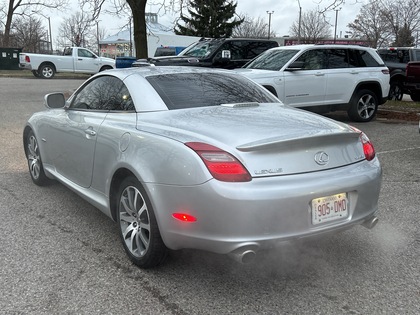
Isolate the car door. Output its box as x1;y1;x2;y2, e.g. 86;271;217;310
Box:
283;48;328;107
47;76;125;188
74;48;99;73
323;48;354;105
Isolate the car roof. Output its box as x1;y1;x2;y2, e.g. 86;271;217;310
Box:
98;65;234;81
270;44;373;50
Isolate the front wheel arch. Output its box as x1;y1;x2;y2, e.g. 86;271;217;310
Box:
262;85;278;97
100;65;113;72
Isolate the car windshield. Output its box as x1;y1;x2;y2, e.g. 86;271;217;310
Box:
245;49;299;71
146;73;278;110
178;41;220;58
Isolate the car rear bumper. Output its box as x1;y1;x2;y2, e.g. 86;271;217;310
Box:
146;158;382;255
19;64;33;70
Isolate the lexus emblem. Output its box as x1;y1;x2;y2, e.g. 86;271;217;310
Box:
314;151;329;165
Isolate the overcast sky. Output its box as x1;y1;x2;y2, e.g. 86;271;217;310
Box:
47;0;366;41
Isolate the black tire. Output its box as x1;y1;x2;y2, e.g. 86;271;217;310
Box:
39;64;55;79
25;130;50;186
388;82;403;101
117;177;168;268
31;70;41;78
347;89;378;122
410;93;420;102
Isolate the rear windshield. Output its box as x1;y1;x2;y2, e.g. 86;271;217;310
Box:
146;73;278;110
245;49;299;70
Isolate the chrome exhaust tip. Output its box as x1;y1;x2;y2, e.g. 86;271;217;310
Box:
228;249;257;264
362;216;378;229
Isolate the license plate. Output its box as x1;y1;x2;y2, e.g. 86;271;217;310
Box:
311;193;348;225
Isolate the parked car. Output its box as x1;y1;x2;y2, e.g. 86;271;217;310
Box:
237;44;390;122
23;66;381;268
154;46;186;57
377;47;420;101
133;38;279;69
403;61;420;102
19;47;115;79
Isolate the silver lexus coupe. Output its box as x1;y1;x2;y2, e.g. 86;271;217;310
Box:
23;66;382;268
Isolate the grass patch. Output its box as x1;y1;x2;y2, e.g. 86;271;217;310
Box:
0;69;90;79
384;98;420;110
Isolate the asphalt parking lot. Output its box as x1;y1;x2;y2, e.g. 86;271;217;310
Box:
1;77;419;314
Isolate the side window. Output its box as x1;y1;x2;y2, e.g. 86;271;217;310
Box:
226;42;244;60
295;49;326;70
243;42;275;59
213;42;240;60
78;49;95;58
63;48;72;56
70;76;134;111
352;49;380;67
327;49;349;69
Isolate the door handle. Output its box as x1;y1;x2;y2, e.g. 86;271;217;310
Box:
85;128;96;136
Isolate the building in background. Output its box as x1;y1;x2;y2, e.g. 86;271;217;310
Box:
99;13;200;58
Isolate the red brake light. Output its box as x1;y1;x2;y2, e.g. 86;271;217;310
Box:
172;213;197;222
185;142;252;182
25;55;30;62
349;126;376;161
361;133;376;161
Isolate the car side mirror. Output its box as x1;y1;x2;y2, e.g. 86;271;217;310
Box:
44;93;66;109
213;50;232;65
285;60;305;71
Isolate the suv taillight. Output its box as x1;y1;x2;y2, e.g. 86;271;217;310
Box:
185;142;251;182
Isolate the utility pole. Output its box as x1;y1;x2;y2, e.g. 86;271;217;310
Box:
334;8;341;44
267;11;274;40
297;0;302;44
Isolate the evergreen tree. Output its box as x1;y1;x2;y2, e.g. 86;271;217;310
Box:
392;23;415;46
175;0;243;38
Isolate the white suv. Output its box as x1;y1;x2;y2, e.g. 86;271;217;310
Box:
237;44;390;122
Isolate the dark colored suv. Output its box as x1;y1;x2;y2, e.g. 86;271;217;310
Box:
134;38;279;69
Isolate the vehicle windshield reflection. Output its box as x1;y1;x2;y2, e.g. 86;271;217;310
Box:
246;49;299;71
179;41;220;58
146;73;279;110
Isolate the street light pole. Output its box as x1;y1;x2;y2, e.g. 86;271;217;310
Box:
297;4;302;44
334;9;340;44
96;20;100;55
47;17;52;52
267;11;274;40
32;11;53;53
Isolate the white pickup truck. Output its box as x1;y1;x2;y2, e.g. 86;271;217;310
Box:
19;47;115;79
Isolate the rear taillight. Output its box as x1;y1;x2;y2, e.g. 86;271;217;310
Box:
185;142;251;182
350;126;376;161
361;132;375;161
25;55;30;62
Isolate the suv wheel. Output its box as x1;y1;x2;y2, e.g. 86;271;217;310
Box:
388;82;403;101
348;89;378;122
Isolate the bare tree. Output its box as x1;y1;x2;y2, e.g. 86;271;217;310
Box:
232;14;274;39
347;1;391;48
0;0;68;47
11;16;47;52
289;9;331;43
57;11;94;48
379;0;420;46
